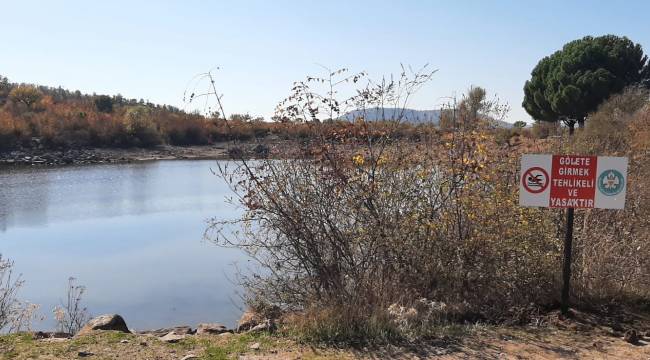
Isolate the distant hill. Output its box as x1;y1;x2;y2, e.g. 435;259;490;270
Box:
342;108;442;124
342;107;512;128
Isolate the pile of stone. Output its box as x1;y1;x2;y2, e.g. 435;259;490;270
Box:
0;149;117;166
55;311;276;344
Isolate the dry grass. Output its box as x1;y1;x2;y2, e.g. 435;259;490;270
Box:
2;316;650;360
210;77;650;345
0;331;348;360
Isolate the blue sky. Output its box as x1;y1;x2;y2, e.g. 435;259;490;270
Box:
1;0;649;123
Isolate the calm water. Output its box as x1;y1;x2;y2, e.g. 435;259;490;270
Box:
0;160;249;331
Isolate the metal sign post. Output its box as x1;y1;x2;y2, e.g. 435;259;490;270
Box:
561;207;574;315
520;154;628;315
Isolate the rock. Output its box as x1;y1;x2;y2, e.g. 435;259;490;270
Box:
248;319;276;333
40;337;69;343
180;355;198;360
237;310;263;332
610;322;625;332
610;330;623;338
120;339;129;344
31;331;47;339
77;314;130;336
645;330;650;338
227;146;244;158
53;332;72;338
624;329;639;344
218;332;234;338
77;351;94;357
252;144;270;157
196;323;229;335
160;332;187;343
249;342;260;350
139;326;194;337
32;331;72;339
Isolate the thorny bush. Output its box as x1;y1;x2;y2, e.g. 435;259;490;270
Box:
207;68;650;343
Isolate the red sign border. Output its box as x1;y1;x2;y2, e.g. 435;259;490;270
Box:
522;166;549;194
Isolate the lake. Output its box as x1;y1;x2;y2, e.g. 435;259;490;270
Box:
0;160;249;331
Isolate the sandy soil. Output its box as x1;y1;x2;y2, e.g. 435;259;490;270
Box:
2;319;649;360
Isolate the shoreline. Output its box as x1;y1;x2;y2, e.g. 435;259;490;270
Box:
0;141;279;167
3;309;649;359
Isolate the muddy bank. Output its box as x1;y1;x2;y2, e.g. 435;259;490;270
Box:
0;141;282;167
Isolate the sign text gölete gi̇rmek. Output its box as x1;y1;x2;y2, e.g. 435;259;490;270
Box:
520;154;627;209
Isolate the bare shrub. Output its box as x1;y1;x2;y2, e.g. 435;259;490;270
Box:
0;255;41;333
571;88;650;305
0;115;26;150
576;86;649;154
530;120;562;139
207;66;566;343
53;277;89;335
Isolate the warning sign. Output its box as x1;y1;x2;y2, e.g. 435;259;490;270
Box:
520;154;627;209
522;167;549;193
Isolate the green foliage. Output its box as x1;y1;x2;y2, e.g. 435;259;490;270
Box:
94;95;113;113
201;333;271;359
459;86;487;125
8;85;42;109
440;87;508;130
523;35;649;126
123;106;162;146
512;121;526;128
0;75;10;105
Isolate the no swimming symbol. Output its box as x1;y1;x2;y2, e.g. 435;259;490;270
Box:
522;167;549;194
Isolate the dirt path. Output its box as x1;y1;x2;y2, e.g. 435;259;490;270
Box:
2;324;649;359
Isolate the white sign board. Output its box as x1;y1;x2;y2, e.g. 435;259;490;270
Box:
520;154;627;209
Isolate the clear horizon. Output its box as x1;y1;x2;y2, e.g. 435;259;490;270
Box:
1;0;649;123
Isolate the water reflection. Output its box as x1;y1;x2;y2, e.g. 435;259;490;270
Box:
0;160;247;330
0;167;51;231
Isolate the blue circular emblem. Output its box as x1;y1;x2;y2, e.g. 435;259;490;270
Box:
598;169;624;196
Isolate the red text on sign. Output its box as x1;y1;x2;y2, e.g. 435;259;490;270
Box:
549;155;597;208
